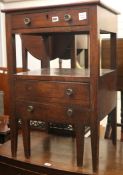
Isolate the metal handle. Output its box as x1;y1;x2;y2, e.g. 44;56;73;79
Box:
67;108;73;117
27;105;34;112
64;14;72;22
66;88;73;96
24;17;31;25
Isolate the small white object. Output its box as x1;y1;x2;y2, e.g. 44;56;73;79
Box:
78;12;87;20
44;162;52;166
52;16;59;22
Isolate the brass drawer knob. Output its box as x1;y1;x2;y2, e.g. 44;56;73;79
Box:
66;88;73;96
64;14;72;22
27;105;34;112
67;108;73;117
24;17;31;25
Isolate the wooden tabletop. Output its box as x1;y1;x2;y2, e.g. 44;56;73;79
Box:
14;68;114;81
0;131;123;175
2;0;119;14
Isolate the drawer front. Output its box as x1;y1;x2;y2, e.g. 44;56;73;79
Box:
15;101;89;124
15;80;90;108
11;8;88;29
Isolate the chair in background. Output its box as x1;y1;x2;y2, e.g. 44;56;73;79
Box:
102;38;123;141
0;67;24;115
0;67;23;143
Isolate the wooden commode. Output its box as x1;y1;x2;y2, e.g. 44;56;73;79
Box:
3;0;118;172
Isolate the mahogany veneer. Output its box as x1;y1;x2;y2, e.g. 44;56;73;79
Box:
2;0;118;172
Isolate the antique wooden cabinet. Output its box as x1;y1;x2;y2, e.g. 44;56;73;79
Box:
2;0;118;172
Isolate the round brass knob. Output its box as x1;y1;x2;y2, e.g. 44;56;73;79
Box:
64;14;72;22
66;88;73;96
27;105;34;112
24;17;31;25
67;108;73;117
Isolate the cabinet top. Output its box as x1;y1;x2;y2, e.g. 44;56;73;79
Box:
2;0;119;14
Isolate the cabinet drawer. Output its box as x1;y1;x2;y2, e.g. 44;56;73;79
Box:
15;80;90;108
15;101;89;124
11;8;88;29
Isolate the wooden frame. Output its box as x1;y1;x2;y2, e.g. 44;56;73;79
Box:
2;0;118;172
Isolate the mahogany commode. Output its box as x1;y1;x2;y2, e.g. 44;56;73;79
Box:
3;0;118;172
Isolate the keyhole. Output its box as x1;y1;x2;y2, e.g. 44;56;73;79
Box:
46;14;49;19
